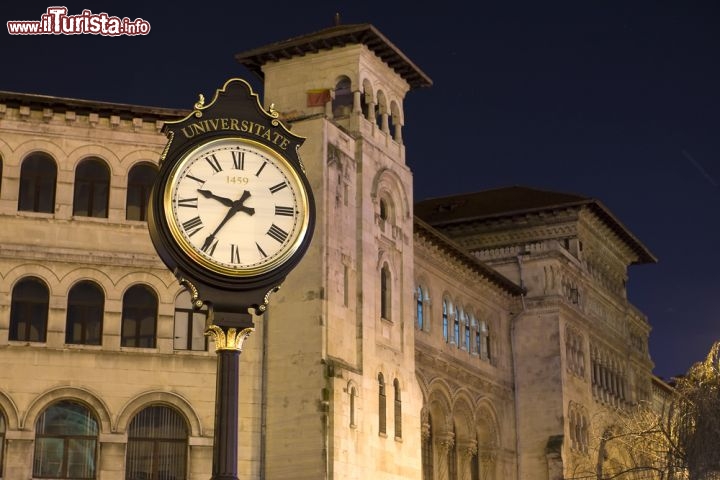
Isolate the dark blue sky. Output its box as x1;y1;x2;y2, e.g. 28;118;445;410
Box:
2;1;719;379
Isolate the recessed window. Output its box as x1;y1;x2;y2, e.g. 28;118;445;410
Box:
454;306;461;347
33;400;98;479
393;379;402;439
126;163;157;221
378;373;386;435
416;286;424;330
10;277;49;342
73;158;110;218
66;281;104;345
126;405;188;480
332;76;353;118
19;153;57;213
442;299;450;343
349;386;357;428
379;198;388;221
380;264;391;321
121;285;157;348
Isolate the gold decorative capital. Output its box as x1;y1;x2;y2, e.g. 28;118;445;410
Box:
205;325;254;351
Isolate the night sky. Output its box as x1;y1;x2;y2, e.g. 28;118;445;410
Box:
2;1;718;379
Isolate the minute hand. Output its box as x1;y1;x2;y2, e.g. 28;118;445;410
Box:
200;190;255;252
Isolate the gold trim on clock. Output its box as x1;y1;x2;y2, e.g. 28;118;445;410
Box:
163;137;310;278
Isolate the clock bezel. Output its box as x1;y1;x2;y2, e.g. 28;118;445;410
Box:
163;136;311;278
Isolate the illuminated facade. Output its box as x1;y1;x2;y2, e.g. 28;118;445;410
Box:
0;23;656;479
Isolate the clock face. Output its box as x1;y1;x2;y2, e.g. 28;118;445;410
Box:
164;137;310;277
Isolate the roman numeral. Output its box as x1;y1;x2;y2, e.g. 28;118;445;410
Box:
206;154;222;172
269;182;287;194
182;216;203;237
275;206;294;216
232;150;245;170
256;242;267;258
266;224;289;243
255;161;267;176
186;174;205;184
201;237;218;256
178;197;198;208
230;244;241;264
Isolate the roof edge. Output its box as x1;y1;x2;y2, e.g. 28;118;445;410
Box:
235;23;432;89
0;90;189;119
414;216;525;296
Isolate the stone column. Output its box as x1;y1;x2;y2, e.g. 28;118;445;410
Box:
98;434;127;478
353;90;362;115
458;440;478;480
393;119;403;144
380;111;389;134
435;432;455;480
4;433;34;479
367;100;376;123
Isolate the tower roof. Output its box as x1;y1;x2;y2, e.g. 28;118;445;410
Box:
235;23;433;89
415;186;657;265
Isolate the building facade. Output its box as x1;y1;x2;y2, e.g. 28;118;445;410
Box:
0;23;657;480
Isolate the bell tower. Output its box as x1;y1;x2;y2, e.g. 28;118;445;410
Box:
236;23;432;479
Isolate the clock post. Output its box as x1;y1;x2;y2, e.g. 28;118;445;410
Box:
147;79;315;479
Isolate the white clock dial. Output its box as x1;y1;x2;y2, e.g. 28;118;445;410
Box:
165;137;309;276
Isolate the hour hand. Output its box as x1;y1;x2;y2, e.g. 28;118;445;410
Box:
197;189;234;207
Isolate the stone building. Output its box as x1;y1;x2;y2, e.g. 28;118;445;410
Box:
0;23;657;479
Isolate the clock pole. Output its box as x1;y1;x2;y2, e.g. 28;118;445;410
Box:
205;310;255;480
147;79;315;479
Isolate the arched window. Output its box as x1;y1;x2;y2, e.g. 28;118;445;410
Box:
66;281;104;345
480;320;490;361
33;400;98;479
393;379;402;439
416;286;424;330
19;153;57;213
453;305;461;347
379;198;388;222
126;163;157;221
463;310;470;351
126;405;188;480
378;373;386;435
173;290;207;351
10;277;49;342
349;386;357;428
121;285;158;348
380;264;391;321
73;158;110;218
376;91;387;130
442;299;449;343
332;76;353;118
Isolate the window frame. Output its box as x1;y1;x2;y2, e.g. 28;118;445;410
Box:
33;400;99;479
125;405;189;480
66;281;104;346
121;285;158;348
18;153;57;213
73;158;110;218
9;277;49;343
125;163;157;221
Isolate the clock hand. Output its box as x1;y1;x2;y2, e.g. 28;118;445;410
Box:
200;190;255;251
197;189;234;207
